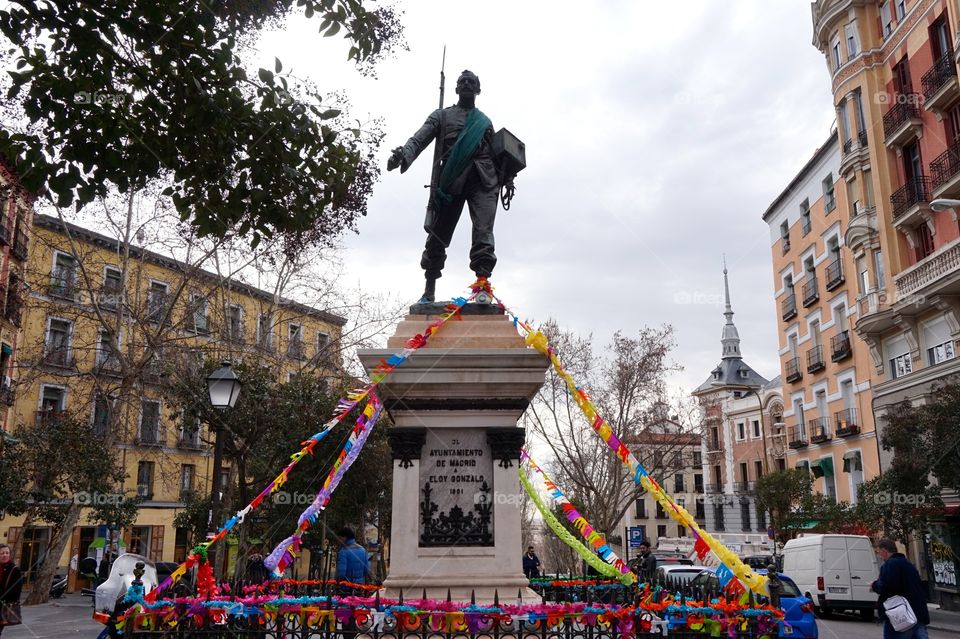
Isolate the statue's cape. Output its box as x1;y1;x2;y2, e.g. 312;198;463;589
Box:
433;107;491;207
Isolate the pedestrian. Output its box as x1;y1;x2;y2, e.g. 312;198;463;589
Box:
871;538;930;639
335;527;370;593
629;540;657;582
244;548;271;586
0;544;23;636
522;546;542;579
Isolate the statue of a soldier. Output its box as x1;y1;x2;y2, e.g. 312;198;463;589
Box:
387;70;508;303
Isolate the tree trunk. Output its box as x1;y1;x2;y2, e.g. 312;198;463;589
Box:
24;501;81;605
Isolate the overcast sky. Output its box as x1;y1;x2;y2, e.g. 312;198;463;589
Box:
256;1;836;394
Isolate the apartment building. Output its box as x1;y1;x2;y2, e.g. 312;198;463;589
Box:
0;214;345;590
0;162;32;432
692;267;780;535
812;0;960;607
619;419;705;550
763;134;882;507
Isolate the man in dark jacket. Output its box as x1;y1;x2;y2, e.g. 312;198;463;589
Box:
630;540;657;582
522;546;542;578
871;538;929;639
0;543;23;636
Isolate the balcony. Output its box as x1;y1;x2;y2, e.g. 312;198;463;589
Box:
94;353;122;377
11;229;27;261
802;216;812;236
48;273;77;300
42;347;74;369
704;484;722;494
894;239;960;301
825;259;844;291
781;293;797;321
831;330;852;362
855;289;897;335
733;481;754;494
921;53;960;116
780;237;791;255
97;284;124;311
287;339;306;360
35;409;67;427
137;428;163;447
858;129;868;148
932;140;960;201
802;276;819;307
785;356;802;383
835;408;860;437
178;432;202;450
806;345;825;373
809;417;832;444
788;424;808;449
882;97;923;147
890;175;932;225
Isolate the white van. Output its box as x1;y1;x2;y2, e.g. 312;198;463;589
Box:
782;534;878;619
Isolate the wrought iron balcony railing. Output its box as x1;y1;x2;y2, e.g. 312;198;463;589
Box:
890;175;932;219
788;424;808;449
809;417;831;443
802;277;819;306
825;259;844;290
882;98;922;140
931;139;960;190
835;408;860;436
806;345;825;373
11;229;27;261
785;356;802;383
831;330;852;361
922;52;958;101
782;293;797;321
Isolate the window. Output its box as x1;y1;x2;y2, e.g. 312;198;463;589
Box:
693;451;702;466
174;528;189;563
288;323;304;359
931;16;951;60
890;352;913;378
226;304;243;341
755;460;764;480
694;473;703;492
50;252;76;298
821;457;838;502
635;498;647;518
136;463;155;499
845;22;859;57
895;0;906;21
853;90;866;138
838;99;851;146
801;204;812;236
180;464;195;498
101;267;123;309
780;221;790;253
657;524;667;540
674;474;685;493
188;294;208;333
740;500;752;531
739;462;749;484
147;281;169;323
916;224;935;261
714;503;725;531
38;385;66;417
129;525;151;557
139;399;161;444
844;451;864;504
257;313;273;350
655;502;667;519
96;329;119;369
45;318;72;366
794;399;806;437
857;255;870;294
796;459;811;474
894;56;913;95
92;394;112;436
317;331;331;356
735;421;744;440
823;175;836;212
757;507;767;530
180;411;201;448
880;2;893;36
677;525;686;538
924;316;956;365
831;32;842;70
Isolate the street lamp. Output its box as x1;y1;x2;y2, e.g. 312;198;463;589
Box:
205;361;241;580
207;361;242;409
930;198;960;212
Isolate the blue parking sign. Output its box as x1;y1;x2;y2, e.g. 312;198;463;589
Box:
628;526;645;548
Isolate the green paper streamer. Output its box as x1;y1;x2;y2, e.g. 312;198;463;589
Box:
518;466;630;584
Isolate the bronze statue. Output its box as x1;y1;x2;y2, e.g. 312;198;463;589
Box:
765;563;783;609
387;70;510;303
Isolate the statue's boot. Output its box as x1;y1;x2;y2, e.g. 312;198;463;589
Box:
418;277;436;304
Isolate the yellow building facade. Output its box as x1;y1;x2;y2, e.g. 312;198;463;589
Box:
0;213;345;591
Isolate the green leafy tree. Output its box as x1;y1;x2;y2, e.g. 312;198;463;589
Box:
753;469;813;542
13;414;131;605
854;477;942;545
0;1;405;245
0;435;27;518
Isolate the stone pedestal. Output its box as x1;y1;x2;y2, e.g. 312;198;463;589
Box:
358;304;547;603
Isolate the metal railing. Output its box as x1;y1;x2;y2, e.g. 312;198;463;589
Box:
882;97;921;139
922;52;957;100
858;129;868;147
835;408;859;436
931;139;960;190
890;175;932;219
831;330;852;361
806;345;825;373
809;417;831;443
802;277;819;306
780;237;791;254
785;356;802;383
781;294;797;320
42;346;73;368
825;259;844;290
11;229;27;261
788;424;808;448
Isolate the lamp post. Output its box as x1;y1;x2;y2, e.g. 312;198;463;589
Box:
206;361;242;580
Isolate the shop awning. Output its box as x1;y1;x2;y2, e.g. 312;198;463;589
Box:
811;457;834;478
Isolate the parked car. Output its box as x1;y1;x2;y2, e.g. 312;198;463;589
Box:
653;552;693;565
655;564;706;585
781;534;877;620
742;554;781;571
690;568;817;639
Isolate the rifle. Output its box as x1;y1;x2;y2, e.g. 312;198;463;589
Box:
424;46;446;232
